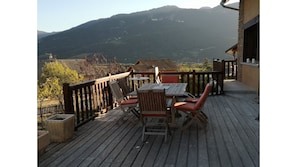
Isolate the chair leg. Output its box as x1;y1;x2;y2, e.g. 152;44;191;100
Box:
181;111;208;130
142;123;146;142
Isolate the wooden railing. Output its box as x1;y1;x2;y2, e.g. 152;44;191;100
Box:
62;70;226;129
63;72;131;130
129;71;224;96
213;59;237;79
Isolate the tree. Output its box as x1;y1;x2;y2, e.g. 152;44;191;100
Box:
38;61;84;100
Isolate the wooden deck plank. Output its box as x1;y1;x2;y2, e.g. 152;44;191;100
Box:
131;136;156;167
39;114;114;166
212;96;245;167
98;120;141;166
204;103;221;167
50;113;121;167
38;90;259;167
216;95;258;167
187;126;198;167
85;121;137;166
206;99;233;167
222;96;259;166
176;129;190;167
197;128;209;167
109;125;142;167
164;129;182;166
151;135;171;167
142;136;164;167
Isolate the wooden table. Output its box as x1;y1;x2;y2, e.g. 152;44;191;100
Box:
130;83;187;127
129;77;150;88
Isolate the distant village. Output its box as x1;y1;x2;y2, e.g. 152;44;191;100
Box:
38;53;178;82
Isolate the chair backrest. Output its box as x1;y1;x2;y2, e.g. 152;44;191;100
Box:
108;80;125;102
194;83;212;109
137;89;167;117
117;77;131;97
161;74;179;83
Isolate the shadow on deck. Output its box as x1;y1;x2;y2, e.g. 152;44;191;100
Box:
39;81;259;167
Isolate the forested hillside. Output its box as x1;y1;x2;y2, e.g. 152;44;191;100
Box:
38;4;238;63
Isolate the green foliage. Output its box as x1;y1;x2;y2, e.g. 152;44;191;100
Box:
178;59;213;72
38;61;84;100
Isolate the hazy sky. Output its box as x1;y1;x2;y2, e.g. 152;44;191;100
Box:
38;0;238;32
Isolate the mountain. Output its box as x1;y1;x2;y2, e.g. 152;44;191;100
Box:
38;4;239;63
38;31;58;39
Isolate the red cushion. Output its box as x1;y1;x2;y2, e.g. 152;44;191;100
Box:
128;95;138;99
174;102;196;111
121;99;138;105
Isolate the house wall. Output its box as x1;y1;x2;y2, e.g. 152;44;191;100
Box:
243;0;259;24
237;0;259;92
241;63;259;92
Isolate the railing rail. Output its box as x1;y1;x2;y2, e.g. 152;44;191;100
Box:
129;71;224;96
63;72;131;130
213;59;237;79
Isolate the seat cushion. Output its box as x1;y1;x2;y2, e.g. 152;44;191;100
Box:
174;102;196;111
128;95;138;99
121;99;138;105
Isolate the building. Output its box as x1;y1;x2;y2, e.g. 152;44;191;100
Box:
222;0;259;93
127;59;178;72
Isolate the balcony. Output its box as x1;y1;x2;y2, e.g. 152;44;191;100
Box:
38;76;259;166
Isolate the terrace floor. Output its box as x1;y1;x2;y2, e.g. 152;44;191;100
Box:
38;80;259;167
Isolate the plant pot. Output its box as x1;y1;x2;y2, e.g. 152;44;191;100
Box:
45;114;75;142
38;130;50;155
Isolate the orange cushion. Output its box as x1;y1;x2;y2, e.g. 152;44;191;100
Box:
128;95;138;99
121;99;138;105
174;102;196;111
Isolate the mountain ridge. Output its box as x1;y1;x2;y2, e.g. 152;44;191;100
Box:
38;3;239;63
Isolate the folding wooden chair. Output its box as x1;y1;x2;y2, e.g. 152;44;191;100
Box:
137;89;171;142
108;80;139;122
117;77;137;99
174;83;212;130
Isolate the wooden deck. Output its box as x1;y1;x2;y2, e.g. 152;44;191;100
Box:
39;82;259;167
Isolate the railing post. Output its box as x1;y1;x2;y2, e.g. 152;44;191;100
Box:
63;83;74;114
192;70;196;96
222;60;226;79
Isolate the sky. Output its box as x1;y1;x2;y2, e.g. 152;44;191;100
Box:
38;0;239;32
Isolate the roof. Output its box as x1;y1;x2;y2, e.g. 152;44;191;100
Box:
128;59;178;72
225;43;238;55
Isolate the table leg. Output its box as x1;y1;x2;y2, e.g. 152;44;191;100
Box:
169;96;179;128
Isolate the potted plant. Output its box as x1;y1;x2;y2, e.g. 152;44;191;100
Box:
38;130;50;155
45;114;75;142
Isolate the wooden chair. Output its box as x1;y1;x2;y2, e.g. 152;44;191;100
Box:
174;83;212;130
161;74;179;83
108;80;139;121
117;77;137;99
137;89;170;142
159;74;195;99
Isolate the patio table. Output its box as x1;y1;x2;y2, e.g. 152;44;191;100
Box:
129;83;187;127
129;76;150;88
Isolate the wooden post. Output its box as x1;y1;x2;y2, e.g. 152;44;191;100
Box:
192;70;196;96
63;83;74;114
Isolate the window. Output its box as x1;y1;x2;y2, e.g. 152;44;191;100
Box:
243;17;259;64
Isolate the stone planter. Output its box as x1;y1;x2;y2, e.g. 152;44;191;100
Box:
38;130;50;155
45;114;75;143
